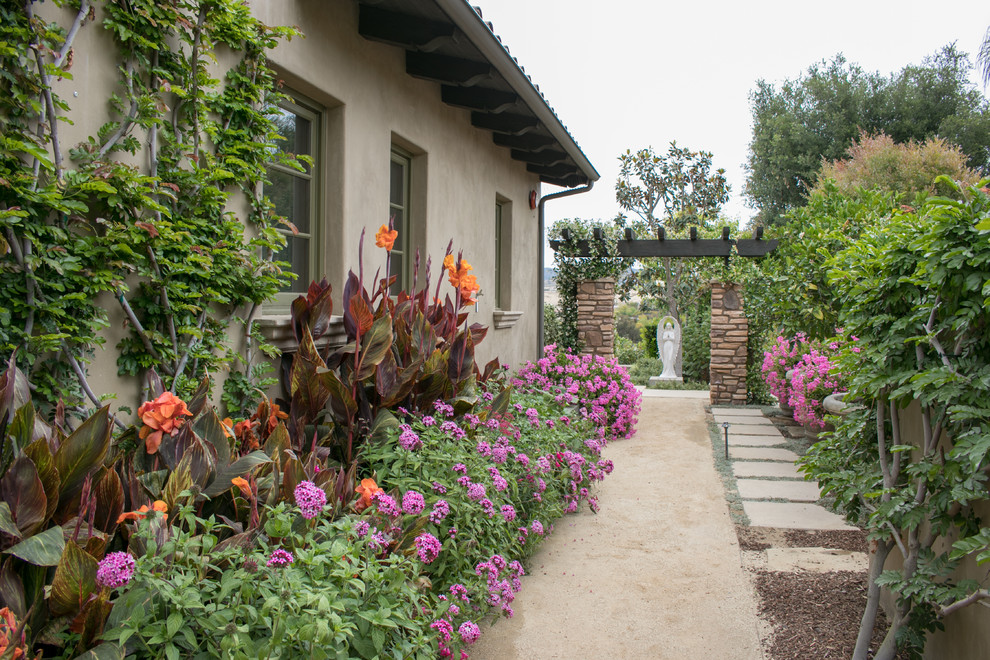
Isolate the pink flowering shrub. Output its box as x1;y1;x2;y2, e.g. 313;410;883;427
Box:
513;344;641;441
363;386;614;657
788;345;844;429
763;333;846;429
760;333;808;404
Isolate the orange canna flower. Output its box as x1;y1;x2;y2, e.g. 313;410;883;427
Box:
138;392;192;455
231;477;252;497
221;417;234;438
117;500;168;524
354;478;383;512
0;607;25;659
375;224;398;251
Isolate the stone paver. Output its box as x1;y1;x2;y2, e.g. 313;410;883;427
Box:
736;479;821;502
765;547;867;572
732;461;803;479
728;435;788;447
713;415;777;426
743;501;856;531
729;425;784;437
710;407;765;416
729;447;801;462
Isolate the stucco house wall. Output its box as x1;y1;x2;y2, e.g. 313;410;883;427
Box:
875;402;990;660
49;0;581;408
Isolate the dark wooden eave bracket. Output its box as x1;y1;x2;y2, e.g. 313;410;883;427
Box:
549;226;779;259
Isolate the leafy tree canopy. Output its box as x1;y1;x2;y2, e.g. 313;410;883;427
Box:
613;143;730;320
811;132;981;202
746;45;990;225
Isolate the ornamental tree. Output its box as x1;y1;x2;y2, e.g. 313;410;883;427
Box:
800;179;990;659
613;142;730;322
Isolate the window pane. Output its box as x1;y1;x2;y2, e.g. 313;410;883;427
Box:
269;107;312;172
390;159;405;205
389;207;404;242
274;235;310;293
389;252;403;294
268;168;311;235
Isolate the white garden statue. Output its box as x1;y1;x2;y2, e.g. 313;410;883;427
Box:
650;315;683;385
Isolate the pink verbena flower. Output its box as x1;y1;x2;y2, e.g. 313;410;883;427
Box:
415;532;442;564
458;621;481;645
96;552;135;589
402;490;425;515
430;499;450;523
266;548;293;568
294;480;327;519
374;492;401;518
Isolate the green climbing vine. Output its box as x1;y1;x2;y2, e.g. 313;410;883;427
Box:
548;219;626;350
0;0;300;417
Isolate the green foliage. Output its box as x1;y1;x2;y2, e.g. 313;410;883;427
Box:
613;335;638;365
542;304;562;349
746;46;990;225
284;241;497;466
747;184;901;341
811;132;980;202
547;219;626;351
0;1;298;413
680;305;710;383
626;356;662;386
0;359;122;655
798;180;990;656
614;143;730;321
102;503;435;659
615;143;730;232
640;318;659;359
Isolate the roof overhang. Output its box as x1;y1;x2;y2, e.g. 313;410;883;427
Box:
358;0;599;188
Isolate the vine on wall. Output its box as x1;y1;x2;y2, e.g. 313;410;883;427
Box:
0;0;300;417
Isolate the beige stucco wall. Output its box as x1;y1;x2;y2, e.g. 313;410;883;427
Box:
45;0;545;411
875;402;990;659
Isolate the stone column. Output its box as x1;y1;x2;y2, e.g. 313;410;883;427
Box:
710;281;748;405
576;278;615;357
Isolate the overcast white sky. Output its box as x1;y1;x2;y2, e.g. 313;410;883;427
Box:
475;0;990;230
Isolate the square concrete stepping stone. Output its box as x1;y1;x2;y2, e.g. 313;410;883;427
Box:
736;479;820;502
743;501;856;530
710;407;765;416
730;426;784;437
728;435;788;447
714;415;773;426
732;461;802;479
765;547;867;572
729;447;800;462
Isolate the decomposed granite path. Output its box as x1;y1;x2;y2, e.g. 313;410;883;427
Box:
469;391;763;660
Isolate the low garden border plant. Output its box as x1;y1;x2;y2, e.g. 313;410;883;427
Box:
0;225;640;658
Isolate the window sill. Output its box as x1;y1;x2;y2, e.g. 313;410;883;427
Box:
254;314;347;353
493;309;523;330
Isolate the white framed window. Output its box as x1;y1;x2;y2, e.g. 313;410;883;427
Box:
267;93;321;305
389;147;412;292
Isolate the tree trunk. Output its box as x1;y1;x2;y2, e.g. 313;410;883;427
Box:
853;539;892;660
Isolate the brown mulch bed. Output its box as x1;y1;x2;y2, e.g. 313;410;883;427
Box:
738;526;910;660
753;570;893;660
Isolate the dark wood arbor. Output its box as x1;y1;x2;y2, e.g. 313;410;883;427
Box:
549;226;778;262
549;226;778;405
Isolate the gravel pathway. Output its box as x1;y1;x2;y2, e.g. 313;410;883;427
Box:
469;392;764;659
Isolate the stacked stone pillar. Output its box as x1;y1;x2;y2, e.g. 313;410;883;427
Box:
710;282;748;404
576;278;615;357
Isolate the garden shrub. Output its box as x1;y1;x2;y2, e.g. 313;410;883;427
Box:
798;179;990;658
640;318;660;358
613;335;639;365
513;344;641;442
